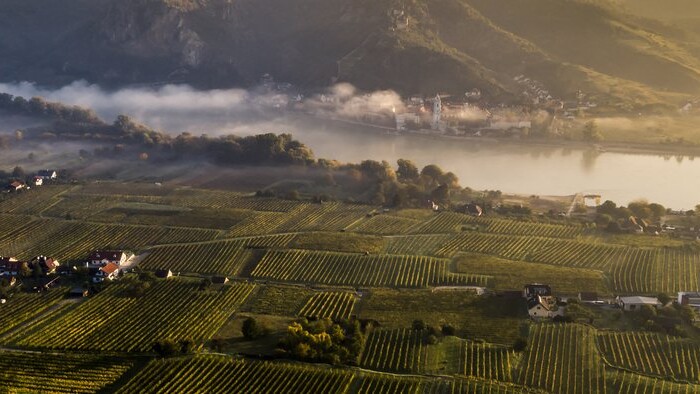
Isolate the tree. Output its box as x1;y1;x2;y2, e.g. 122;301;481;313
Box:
11;166;24;179
597;200;617;217
152;339;179;357
582;121;602;142
426;334;438;345
412;319;426;331
179;338;195;354
420;164;444;182
441;324;456;336
513;337;528;352
396;159;419;182
199;278;212;291
242;317;267;340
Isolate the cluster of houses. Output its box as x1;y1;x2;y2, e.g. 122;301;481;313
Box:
5;169;57;192
522;282;700;320
0;250;131;294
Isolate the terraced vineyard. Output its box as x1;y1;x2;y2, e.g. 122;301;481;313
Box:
607;371;700;393
598;332;700;382
355;374;421;393
117;355;355;394
0;185;73;214
298;292;357;320
460;340;515;382
519;324;606;394
0;218;220;261
13;280;255;351
0;289;66;338
251;249;490;288
360;329;428;373
348;214;422;235
141;240;253;275
412;211;583;238
229;203;368;236
0;351;134;393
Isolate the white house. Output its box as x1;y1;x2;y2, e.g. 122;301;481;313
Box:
37;170;57;180
528;295;563;319
616;296;661;311
33;176;43;186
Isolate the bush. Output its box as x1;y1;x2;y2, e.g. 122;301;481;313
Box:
441;324;456;336
513;337;528;352
152;339;179;357
412;319;426;331
426;334;438;345
242;317;267;340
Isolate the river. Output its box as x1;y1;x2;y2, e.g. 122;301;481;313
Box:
283;117;700;210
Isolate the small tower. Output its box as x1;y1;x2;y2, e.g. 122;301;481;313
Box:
432;94;442;130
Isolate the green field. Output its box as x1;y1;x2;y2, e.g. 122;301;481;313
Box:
1;184;700;392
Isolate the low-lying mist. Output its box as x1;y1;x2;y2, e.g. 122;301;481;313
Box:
0;81;403;136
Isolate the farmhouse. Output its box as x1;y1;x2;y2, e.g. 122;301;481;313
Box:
0;258;27;277
33;176;43;186
37;170;58;180
92;262;120;283
88;250;130;267
616;296;661;311
7;181;26;192
528;295;563;319
35;256;59;274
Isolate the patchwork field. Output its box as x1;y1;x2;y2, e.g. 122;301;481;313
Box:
1;185;699;393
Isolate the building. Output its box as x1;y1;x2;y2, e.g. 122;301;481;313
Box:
616;296;661;311
678;292;700;311
465;203;483;217
528;294;563;319
93;262;120;283
35;256;59;274
7;181;26;192
87;250;129;267
0;258;26;277
523;284;552;299
37;170;57;180
33;176;43;186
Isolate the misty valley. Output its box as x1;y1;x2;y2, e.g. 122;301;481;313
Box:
3;0;700;393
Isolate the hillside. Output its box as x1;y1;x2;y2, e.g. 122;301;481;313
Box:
1;0;700;109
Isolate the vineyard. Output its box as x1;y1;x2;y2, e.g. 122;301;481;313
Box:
411;211;584;238
12;280;255;351
597;331;700;383
298;291;357;320
251;249;490;288
348;214;422;235
607;371;700;393
360;328;428;373
116;355;355;394
460;339;515;382
0;217;220;261
0;350;134;393
519;324;606;394
228;202;369;236
0;289;66;338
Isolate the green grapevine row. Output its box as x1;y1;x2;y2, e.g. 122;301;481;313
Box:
251;249;490;288
298;292;357;320
13;280;255;352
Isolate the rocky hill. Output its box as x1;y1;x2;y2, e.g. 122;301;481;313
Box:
1;0;700;110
